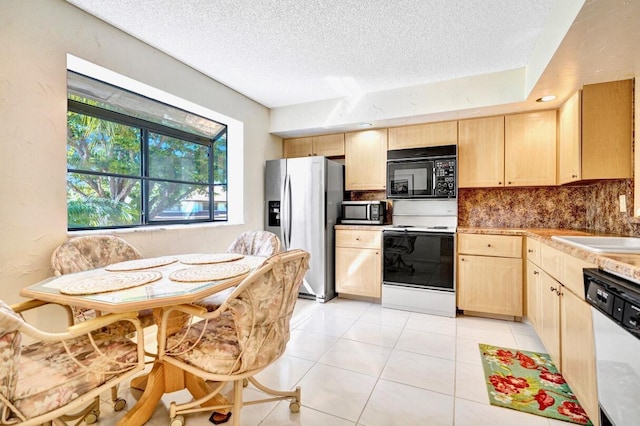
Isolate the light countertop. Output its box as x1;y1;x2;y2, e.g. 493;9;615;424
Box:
457;227;640;283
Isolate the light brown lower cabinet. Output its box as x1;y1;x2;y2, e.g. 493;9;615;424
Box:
457;233;523;316
335;229;382;298
561;286;599;426
526;238;599;426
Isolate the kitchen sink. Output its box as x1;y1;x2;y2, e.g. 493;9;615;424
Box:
551;235;640;254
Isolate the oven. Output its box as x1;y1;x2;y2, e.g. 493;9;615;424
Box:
584;268;640;426
381;199;457;317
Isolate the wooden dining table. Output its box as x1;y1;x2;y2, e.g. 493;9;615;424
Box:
20;253;266;426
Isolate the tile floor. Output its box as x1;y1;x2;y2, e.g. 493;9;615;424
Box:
95;298;572;426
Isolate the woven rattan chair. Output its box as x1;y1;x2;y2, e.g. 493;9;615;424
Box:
194;230;281;312
225;230;281;258
0;299;145;426
158;249;310;426
50;235;154;410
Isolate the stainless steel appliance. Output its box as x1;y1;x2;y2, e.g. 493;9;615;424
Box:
340;200;386;225
387;145;456;199
584;268;640;426
382;200;457;317
265;156;343;302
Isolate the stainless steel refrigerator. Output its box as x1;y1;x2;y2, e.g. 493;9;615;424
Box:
265;156;344;302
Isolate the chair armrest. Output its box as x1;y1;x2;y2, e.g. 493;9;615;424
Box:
164;303;209;318
10;299;50;312
11;299;75;326
67;311;141;336
19;311;143;343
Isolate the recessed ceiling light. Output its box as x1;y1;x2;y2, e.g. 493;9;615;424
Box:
536;95;556;102
359;122;372;128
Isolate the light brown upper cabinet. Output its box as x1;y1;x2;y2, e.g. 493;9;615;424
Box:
283;133;345;158
345;129;387;191
458;116;505;187
558;79;633;184
387;121;457;150
504;110;557;186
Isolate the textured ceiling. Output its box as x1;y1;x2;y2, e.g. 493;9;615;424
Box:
65;0;556;108
64;0;640;137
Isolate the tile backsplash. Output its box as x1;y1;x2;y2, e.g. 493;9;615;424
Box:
348;180;639;236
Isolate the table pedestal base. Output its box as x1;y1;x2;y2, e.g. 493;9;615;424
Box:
118;361;224;426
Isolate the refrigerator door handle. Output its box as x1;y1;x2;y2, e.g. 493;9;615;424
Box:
282;173;292;250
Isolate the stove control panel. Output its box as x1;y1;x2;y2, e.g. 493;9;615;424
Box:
435;159;456;197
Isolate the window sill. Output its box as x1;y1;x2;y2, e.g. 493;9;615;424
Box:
68;220;244;237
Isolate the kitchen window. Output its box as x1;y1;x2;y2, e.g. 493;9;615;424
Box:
66;71;228;230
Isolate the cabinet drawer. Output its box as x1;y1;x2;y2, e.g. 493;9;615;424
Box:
336;229;381;249
563;254;596;299
526;237;541;265
457;234;522;258
540;243;563;282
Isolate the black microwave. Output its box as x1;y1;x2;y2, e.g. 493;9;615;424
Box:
340;201;386;225
387;145;457;199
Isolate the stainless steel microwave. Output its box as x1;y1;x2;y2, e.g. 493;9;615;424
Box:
340;201;386;225
387;145;457;199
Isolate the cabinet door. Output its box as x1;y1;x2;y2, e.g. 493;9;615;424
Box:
582;79;633;180
538;271;561;370
561;289;600;426
458;116;505;188
313;133;345;157
345;129;387;191
335;246;381;297
388;121;457;150
457;254;523;316
525;260;541;329
283;137;313;158
557;90;582;184
504;110;557;186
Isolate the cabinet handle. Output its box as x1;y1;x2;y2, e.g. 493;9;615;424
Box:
356;237;360;241
527;249;534;253
461;258;465;261
487;244;492;247
533;270;539;275
572;174;578;178
507;181;512;185
549;286;556;292
498;181;502;185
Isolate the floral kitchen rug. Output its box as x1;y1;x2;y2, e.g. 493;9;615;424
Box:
479;343;592;425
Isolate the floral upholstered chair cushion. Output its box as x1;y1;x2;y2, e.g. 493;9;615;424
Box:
50;235;142;276
194;231;282;312
0;299;144;424
0;300;22;414
50;235;154;330
226;231;281;258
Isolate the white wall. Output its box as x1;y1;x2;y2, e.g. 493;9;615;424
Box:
0;0;281;312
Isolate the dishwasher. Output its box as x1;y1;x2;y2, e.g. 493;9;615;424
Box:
584;268;640;426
